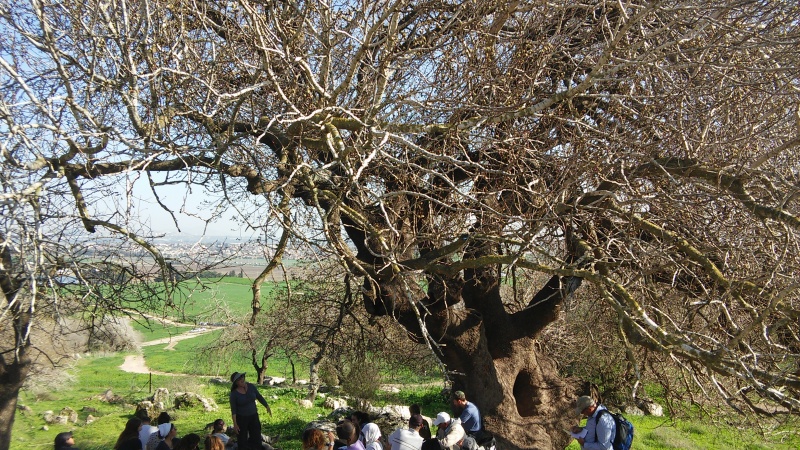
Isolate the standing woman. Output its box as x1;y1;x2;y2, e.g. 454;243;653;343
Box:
229;371;272;450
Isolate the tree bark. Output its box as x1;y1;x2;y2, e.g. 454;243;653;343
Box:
0;352;29;450
444;328;578;450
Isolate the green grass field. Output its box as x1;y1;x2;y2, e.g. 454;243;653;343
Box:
11;355;444;450
12;276;800;450
13;353;800;450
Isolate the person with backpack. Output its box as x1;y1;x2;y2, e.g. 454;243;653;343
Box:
571;396;615;450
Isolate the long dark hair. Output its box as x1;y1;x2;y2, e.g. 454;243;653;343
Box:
114;417;142;449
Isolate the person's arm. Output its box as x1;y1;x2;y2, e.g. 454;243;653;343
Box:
325;431;336;450
230;390;240;433
581;413;614;450
251;383;272;416
438;426;464;449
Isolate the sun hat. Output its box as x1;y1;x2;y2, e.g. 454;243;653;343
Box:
230;372;245;383
432;412;450;426
574;395;596;415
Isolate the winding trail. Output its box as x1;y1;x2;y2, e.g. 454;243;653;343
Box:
119;323;222;375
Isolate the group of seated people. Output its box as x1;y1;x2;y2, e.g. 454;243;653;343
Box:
108;411;234;450
303;391;491;450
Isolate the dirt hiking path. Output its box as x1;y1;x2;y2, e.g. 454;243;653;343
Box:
119;324;221;375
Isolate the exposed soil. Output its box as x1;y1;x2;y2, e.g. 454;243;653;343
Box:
119;324;221;375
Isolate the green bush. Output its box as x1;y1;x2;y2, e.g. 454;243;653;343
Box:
340;356;381;403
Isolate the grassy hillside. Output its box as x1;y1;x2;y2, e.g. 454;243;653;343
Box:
12;352;800;450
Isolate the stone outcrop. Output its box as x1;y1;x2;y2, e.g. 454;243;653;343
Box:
174;392;218;412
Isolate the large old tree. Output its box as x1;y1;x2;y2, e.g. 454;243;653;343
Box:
2;0;799;448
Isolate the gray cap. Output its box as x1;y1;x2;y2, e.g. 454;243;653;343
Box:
574;396;596;415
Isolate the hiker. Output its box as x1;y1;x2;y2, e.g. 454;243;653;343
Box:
450;391;480;436
387;414;425;450
432;412;465;450
115;417;144;450
571;396;615;450
408;405;432;441
229;371;272;450
54;431;77;450
335;420;366;450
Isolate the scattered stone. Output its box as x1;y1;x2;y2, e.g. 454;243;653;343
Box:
17;404;32;415
372;404;409;420
174;392;218;412
264;377;286;386
97;389;125;403
53;415;68;425
42;411;54;423
296;379;309;385
82;406;99;414
86;414;97;424
60;407;79;423
297;399;313;409
136;400;164;419
152;388;170;405
323;397;348;410
380;386;401;394
41;425;49;431
371;414;405;439
209;377;228;385
637;399;663;417
308;420;336;432
622;405;645;416
328;407;352;422
271;395;279;400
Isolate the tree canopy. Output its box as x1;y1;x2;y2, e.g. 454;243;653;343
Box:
1;0;799;448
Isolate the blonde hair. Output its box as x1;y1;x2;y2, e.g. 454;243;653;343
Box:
204;435;225;450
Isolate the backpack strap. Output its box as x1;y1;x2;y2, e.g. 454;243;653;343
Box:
593;408;609;443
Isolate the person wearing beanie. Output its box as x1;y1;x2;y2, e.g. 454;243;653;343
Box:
387;414;425;450
54;431;77;450
229;371;271;450
571;395;615;450
450;391;481;436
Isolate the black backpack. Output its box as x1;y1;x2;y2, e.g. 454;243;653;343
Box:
594;409;634;450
